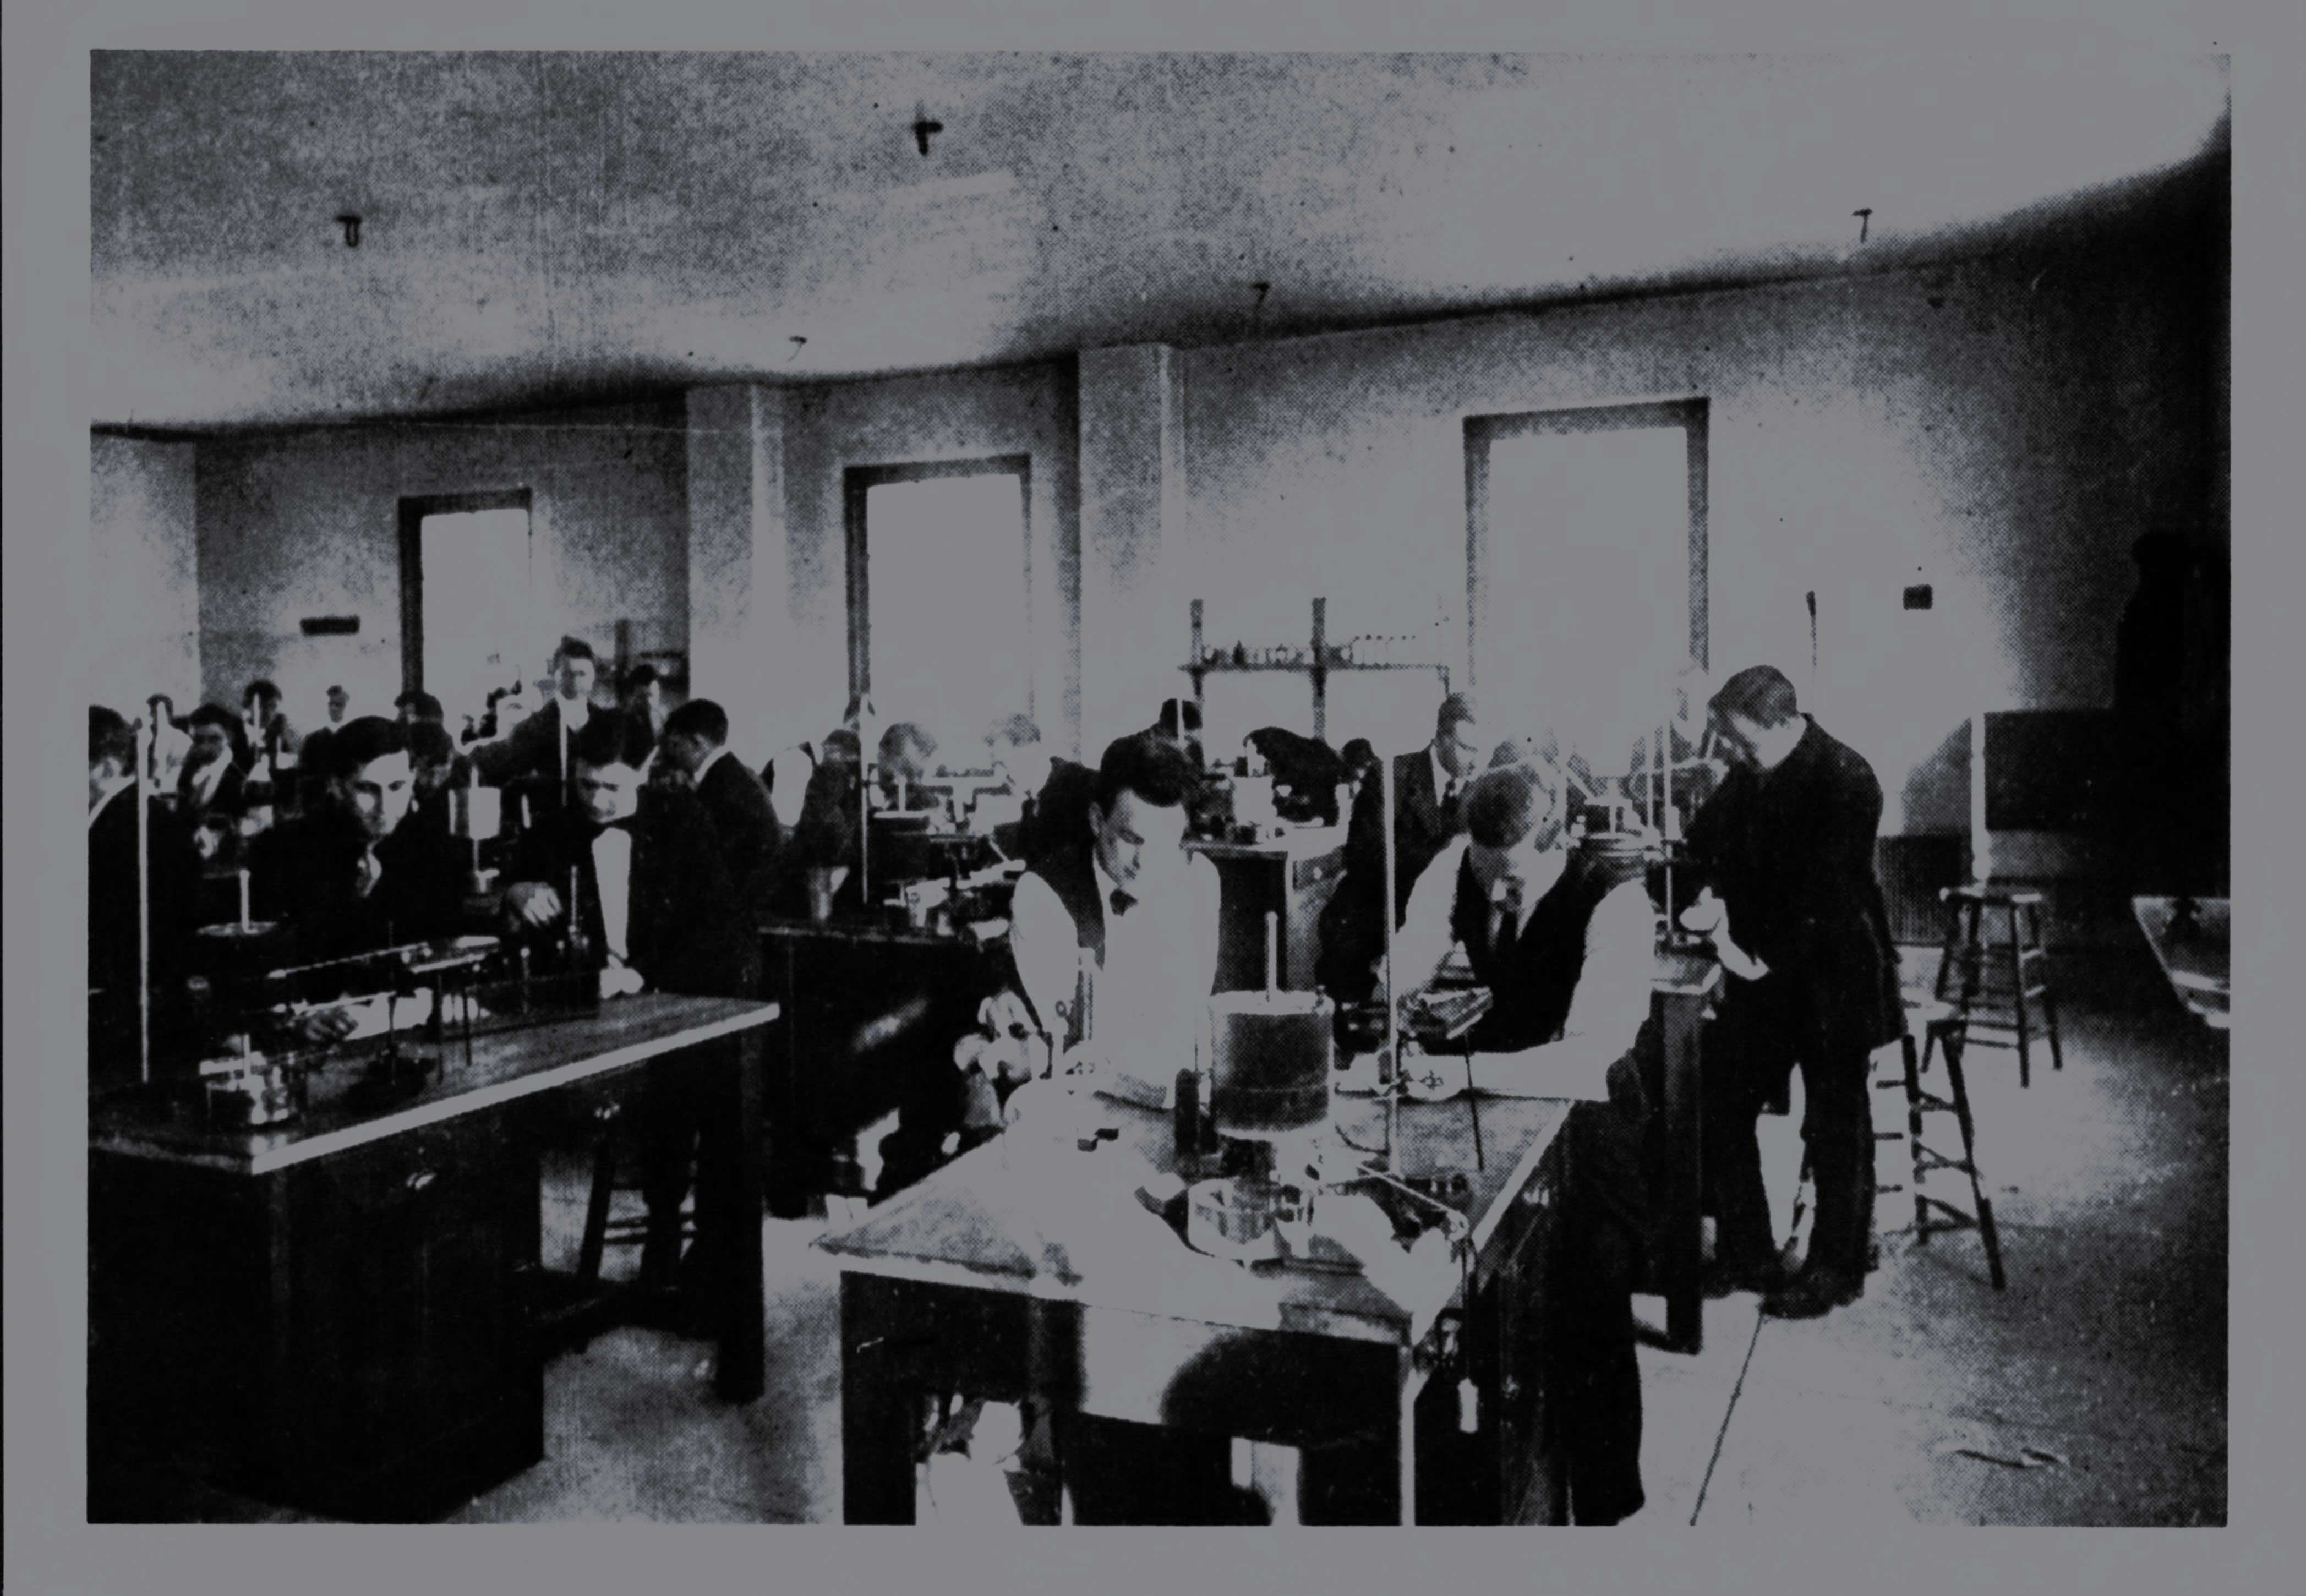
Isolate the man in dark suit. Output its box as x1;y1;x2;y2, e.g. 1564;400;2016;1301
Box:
1683;665;1904;1319
468;636;604;817
177;703;250;827
658;697;784;923
248;716;467;975
89;707;201;1090
1314;691;1484;1009
502;713;755;1313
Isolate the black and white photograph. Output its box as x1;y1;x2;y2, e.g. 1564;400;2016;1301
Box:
9;26;2288;1587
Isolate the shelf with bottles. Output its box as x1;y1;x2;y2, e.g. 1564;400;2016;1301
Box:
1182;597;1453;744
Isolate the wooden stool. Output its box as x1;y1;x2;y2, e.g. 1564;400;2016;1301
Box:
1933;884;2065;1088
1900;1002;2006;1290
575;1096;696;1287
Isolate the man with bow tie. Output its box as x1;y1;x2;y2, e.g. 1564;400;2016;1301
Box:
1315;692;1484;1012
500;711;756;1319
1006;731;1223;1079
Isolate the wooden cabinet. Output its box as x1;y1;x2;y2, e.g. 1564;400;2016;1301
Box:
90;1108;543;1522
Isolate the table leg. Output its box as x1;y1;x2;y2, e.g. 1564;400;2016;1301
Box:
1659;990;1704;1354
767;941;810;1220
716;1027;768;1404
841;1274;921;1524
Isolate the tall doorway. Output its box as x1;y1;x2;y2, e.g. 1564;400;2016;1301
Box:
397;489;535;734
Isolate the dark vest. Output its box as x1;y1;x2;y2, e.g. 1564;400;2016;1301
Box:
1451;849;1640;1053
1023;841;1110;1046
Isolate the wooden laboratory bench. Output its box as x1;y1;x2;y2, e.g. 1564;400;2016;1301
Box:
88;993;778;1522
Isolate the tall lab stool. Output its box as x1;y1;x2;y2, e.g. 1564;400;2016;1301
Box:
1900;1000;2007;1290
1933;884;2065;1089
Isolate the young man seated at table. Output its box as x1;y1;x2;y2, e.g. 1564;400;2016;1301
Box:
1385;758;1660;1526
498;713;755;1318
249;715;467;973
1005;730;1223;1100
997;731;1250;1521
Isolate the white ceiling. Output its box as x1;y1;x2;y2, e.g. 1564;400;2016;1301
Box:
90;52;2230;430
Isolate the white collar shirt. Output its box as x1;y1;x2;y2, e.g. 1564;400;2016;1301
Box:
589;824;633;965
1008;846;1222;1081
89;775;136;830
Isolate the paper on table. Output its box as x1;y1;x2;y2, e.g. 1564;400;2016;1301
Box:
1463;1045;1613;1102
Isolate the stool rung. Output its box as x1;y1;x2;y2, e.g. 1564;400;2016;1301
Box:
1874;1129;1906;1141
1914;1148;1976;1178
1911;1090;1958;1115
1877;1183;1906;1194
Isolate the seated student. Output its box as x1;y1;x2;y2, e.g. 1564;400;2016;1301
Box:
178;704;250;832
248;715;465;972
402;720;464;840
1388;759;1658;1525
619;663;669;751
393;690;447;728
242;679;298;764
89;706;200;1089
499;714;753;1308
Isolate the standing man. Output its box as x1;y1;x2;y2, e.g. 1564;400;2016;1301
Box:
657;697;784;923
1315;691;1484;1010
501;714;753;1315
1391;759;1659;1524
469;636;602;815
1683;665;1903;1319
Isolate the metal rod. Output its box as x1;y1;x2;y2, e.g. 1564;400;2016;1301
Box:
136;713;153;1086
1380;751;1400;1160
1264;909;1279;998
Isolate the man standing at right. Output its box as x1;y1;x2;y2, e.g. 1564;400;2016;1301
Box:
1684;665;1904;1319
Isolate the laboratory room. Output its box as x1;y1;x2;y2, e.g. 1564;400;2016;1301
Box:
82;52;2230;1529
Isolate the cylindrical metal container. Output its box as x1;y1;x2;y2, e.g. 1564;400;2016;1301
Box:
1206;989;1334;1139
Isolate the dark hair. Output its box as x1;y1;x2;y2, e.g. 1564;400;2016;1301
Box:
1154;698;1203;740
624;663;661;691
395;690;445;720
324;716;408;779
554;636;597;666
406;720;456;769
985;713;1041;748
662;698;728;747
90;706;135;768
1339;737;1379;779
187;702;252;769
242;679;280;706
877;722;937;770
1435;692;1480;740
1710;664;1800;728
820;727;862;763
571;709;653;772
325;683;348;697
1095;732;1198;814
1462;764;1555;851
